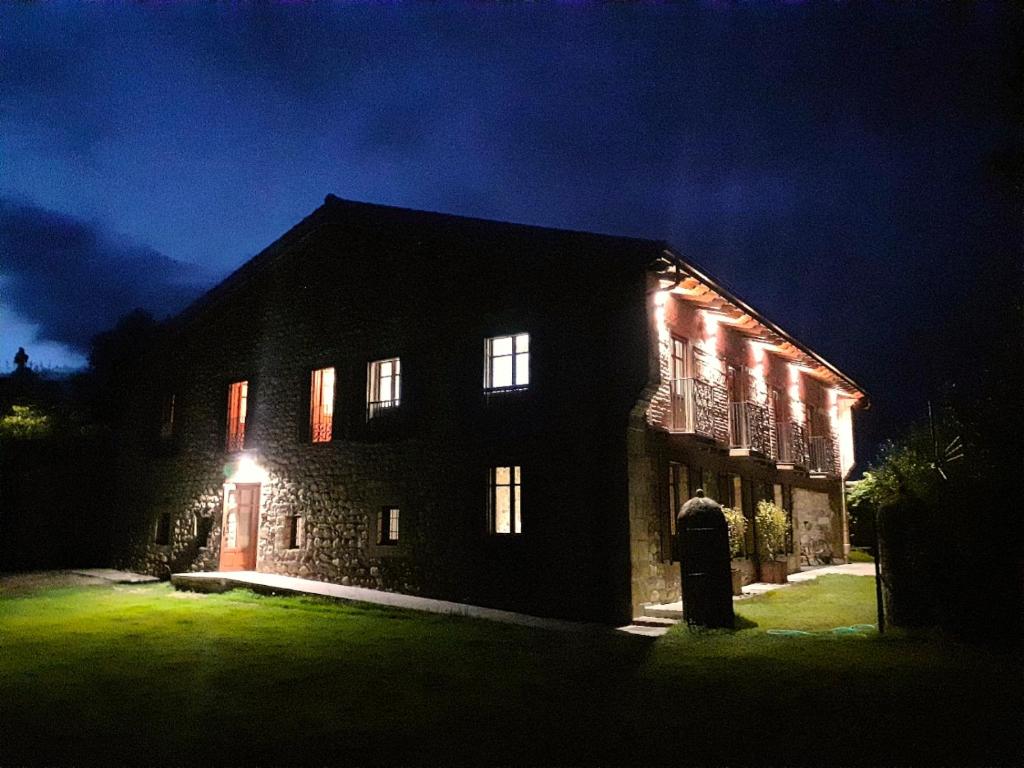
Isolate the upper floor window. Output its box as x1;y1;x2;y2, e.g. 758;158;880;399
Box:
484;333;529;391
159;393;175;440
488;465;522;534
226;380;248;452
310;367;335;442
367;358;401;419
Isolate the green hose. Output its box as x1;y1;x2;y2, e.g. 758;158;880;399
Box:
766;624;876;637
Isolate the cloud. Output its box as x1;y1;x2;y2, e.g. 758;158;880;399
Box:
0;198;211;353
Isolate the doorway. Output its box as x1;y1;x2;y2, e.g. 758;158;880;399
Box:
220;483;260;571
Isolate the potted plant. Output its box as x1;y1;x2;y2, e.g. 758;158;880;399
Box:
722;506;747;596
755;499;789;583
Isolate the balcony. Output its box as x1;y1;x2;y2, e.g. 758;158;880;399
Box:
808;434;839;476
728;401;772;455
668;378;721;438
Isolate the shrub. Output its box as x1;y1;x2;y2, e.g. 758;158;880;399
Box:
0;405;52;440
721;507;746;559
755;499;787;561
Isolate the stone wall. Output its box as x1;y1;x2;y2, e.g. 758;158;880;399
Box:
793;487;844;565
114;199;652;625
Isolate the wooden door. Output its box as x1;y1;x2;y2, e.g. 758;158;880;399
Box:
220;483;260;571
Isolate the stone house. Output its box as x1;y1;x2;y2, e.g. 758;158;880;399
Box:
117;196;866;624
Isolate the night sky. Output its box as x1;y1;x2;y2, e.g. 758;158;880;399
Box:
1;2;1019;461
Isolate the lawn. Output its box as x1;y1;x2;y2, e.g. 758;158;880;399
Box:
0;575;1018;766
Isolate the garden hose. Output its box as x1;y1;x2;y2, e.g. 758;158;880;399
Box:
766;624;876;637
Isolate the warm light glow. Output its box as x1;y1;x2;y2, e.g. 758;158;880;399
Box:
701;310;719;353
748;340;768;404
787;362;804;422
828;387;839;426
225;454;267;485
310;367;335;441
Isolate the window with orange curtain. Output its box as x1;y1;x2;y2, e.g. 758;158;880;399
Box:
310;367;335;442
226;380;248;451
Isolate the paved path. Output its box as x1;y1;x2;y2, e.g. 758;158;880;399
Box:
71;568;160;584
172;570;599;634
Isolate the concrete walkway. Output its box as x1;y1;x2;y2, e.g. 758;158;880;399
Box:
172;570;599;634
71;568;160;584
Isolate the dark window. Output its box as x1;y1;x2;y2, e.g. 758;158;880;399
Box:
285;514;302;549
155;512;171;546
666;462;689;562
667;462;689;537
226;380;248;452
159;394;175;440
702;468;717;501
488;465;521;534
194;515;213;548
379;507;400;545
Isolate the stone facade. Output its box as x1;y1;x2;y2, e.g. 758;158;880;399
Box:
115;196;863;624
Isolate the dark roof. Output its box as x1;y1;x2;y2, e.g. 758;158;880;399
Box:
168;194;866;399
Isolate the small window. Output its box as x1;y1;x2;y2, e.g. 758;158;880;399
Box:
310;367;335;442
194;514;213;548
484;333;529;391
379;507;400;545
160;394;175;440
488;465;522;534
284;514;302;550
226;380;248;452
367;358;401;419
155;512;171;546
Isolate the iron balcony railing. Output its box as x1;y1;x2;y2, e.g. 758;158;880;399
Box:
728;401;772;454
669;378;720;438
367;398;400;421
808;435;837;475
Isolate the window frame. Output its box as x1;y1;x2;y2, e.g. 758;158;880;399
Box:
309;366;336;443
483;333;530;392
154;512;171;547
159;393;176;441
487;465;522;535
379;507;400;546
225;380;249;452
367;357;402;420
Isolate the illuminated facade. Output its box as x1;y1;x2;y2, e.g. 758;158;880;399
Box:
116;196;866;623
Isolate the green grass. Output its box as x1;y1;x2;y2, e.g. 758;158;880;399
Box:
1;576;1018;766
847;548;876;563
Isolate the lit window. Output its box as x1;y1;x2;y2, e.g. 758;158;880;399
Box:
159;394;175;440
226;380;248;452
484;333;529;391
379;507;400;545
488;465;521;534
367;358;401;419
310;367;335;442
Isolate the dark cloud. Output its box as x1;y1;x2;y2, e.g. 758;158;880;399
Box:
0;198;210;352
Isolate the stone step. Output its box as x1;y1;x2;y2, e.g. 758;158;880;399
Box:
641;605;683;620
618;624;672;637
631;615;678;627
